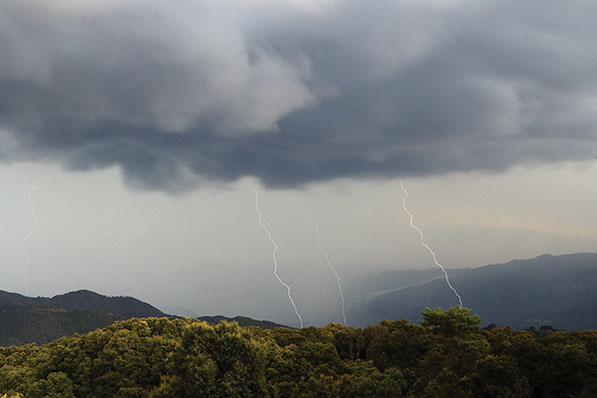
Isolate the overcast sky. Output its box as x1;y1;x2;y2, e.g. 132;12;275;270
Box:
1;0;596;326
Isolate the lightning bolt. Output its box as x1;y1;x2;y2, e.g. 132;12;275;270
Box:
20;175;53;295
400;179;463;307
254;187;304;328
292;199;347;326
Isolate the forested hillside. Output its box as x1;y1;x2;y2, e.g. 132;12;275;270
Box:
0;289;290;346
1;307;596;397
0;302;125;346
0;290;166;319
0;289;166;346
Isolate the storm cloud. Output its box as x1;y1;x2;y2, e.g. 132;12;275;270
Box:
1;0;597;190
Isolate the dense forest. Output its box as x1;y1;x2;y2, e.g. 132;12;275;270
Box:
1;307;596;397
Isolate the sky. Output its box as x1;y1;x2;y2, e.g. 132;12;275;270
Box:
1;0;597;327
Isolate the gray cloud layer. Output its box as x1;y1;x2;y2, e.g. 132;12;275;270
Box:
1;0;596;190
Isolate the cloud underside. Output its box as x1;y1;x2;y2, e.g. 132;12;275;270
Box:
1;0;596;190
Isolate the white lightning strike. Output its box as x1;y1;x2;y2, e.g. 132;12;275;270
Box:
292;199;347;326
400;179;463;307
20;175;52;295
254;187;304;328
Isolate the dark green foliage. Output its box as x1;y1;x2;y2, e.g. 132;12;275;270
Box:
1;307;597;397
420;307;482;336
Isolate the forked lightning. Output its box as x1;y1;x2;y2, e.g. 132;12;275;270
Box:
400;179;463;307
20;175;53;295
292;199;347;326
255;187;304;328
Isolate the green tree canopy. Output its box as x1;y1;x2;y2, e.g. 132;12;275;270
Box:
420;307;482;337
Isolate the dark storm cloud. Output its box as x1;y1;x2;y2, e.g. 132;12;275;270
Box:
1;0;597;189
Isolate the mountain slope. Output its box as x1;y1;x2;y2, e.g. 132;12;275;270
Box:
0;289;167;346
42;289;166;318
0;289;289;346
0;301;125;346
0;289;166;318
349;253;597;330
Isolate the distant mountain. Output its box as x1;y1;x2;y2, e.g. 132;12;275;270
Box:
348;253;597;330
0;289;166;346
0;301;125;346
160;304;199;318
0;290;32;307
197;315;288;330
0;289;289;346
344;268;449;301
0;289;166;318
43;289;166;318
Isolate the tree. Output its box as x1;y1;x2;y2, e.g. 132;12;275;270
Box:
420;307;481;337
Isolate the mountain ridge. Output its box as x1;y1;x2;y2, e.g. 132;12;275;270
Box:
2;252;597;346
349;252;597;330
0;289;289;346
0;288;166;318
